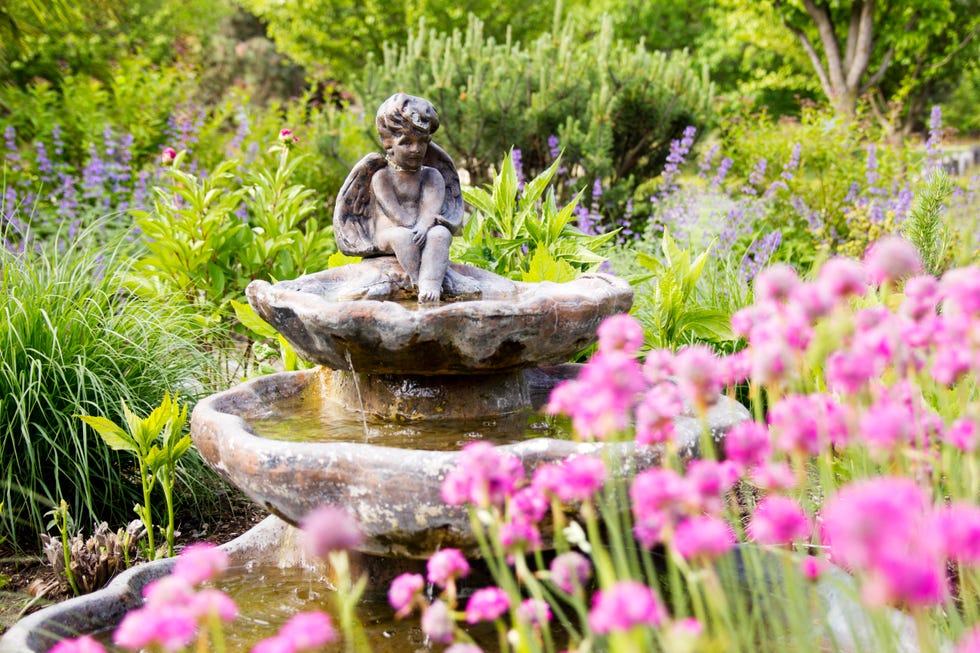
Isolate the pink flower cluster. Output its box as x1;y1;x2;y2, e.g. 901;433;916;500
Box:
821;476;980;608
111;545;237;652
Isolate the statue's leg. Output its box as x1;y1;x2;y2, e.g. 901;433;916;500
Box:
418;225;452;302
376;227;421;285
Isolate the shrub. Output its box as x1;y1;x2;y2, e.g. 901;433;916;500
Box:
355;15;714;227
0;224;216;547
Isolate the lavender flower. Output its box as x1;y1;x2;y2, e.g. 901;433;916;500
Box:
661;126;697;192
512;148;525;189
698;144;720;180
740;230;782;281
547;134;561;160
925;105;943;167
712;157;733;188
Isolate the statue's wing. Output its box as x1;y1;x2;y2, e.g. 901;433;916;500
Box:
333;153;387;256
424;142;463;235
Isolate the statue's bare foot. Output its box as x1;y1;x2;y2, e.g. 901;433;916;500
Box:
418;281;441;304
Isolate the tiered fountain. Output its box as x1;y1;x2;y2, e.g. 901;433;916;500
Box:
1;94;748;652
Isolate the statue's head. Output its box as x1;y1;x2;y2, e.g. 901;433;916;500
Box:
376;94;440;153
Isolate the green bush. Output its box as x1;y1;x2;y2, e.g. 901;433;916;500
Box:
0;225;216;548
130;139;335;333
355;15;714;226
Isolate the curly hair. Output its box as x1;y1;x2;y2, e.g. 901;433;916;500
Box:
376;93;440;150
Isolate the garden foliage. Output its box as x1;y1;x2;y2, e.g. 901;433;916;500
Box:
0;228;214;547
355;16;714;222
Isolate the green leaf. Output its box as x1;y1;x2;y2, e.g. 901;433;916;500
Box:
522;247;578;283
75;415;137;453
232;299;279;339
327;252;362;268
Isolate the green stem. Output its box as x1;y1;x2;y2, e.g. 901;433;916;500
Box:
162;466;176;557
138;458;155;558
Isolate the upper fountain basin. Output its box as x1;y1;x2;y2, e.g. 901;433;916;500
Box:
246;258;633;375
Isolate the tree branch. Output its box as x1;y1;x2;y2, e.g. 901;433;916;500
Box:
844;1;863;73
801;0;847;93
860;45;894;94
783;19;834;100
924;22;980;73
845;0;875;89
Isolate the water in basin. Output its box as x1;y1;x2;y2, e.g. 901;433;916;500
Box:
245;390;572;451
94;563;499;652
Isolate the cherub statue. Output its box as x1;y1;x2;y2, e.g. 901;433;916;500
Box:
334;93;463;302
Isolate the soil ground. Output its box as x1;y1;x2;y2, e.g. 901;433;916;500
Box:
0;488;266;635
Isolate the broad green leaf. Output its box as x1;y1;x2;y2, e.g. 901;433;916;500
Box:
327;252;361;268
522;247;578;283
76;415;137;453
232;299;279;339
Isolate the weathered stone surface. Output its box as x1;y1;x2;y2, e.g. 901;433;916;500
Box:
245;259;633;375
191;366;750;558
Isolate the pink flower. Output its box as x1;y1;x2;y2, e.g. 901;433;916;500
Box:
549;551;592;594
820;477;949;609
597;314;644;354
935;502;980;564
932;344;972;385
861;553;947;609
864;236;922;285
588;581;666;634
672;516;735;560
516;598;552;627
817;257;867;300
748;496;810;545
673;345;721;409
421;600;455;644
684;460;738;515
441;442;524;508
161;147;176;164
789;282;833;322
499;516;542;552
173;542;229;585
301;505;364;556
634;383;682;445
630;468;692;525
511;486;548;522
277;611;337;649
945;417;978;452
768;395;826;456
750;461;797;491
955;626;980;653
189;588;238;623
941;266;980;316
49;636;107;653
825;350;875;394
465;587;511;624
754;263;799;304
547;350;646;439
642;349;674;384
388;573;424;617
858;399;913;451
113;606;196;652
723;420;772;470
901;275;940;320
143;575;195;607
427;548;470;588
550;455;606;503
800;555;828;581
278;128;299;144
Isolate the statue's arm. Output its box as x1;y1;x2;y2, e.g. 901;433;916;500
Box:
418;168;446;229
371;170;415;227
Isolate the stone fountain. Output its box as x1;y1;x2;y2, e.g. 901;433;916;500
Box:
1;94;749;651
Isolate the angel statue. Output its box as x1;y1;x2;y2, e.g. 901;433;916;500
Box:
334;93;463;302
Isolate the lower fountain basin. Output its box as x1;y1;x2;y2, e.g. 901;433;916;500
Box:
190;365;751;558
